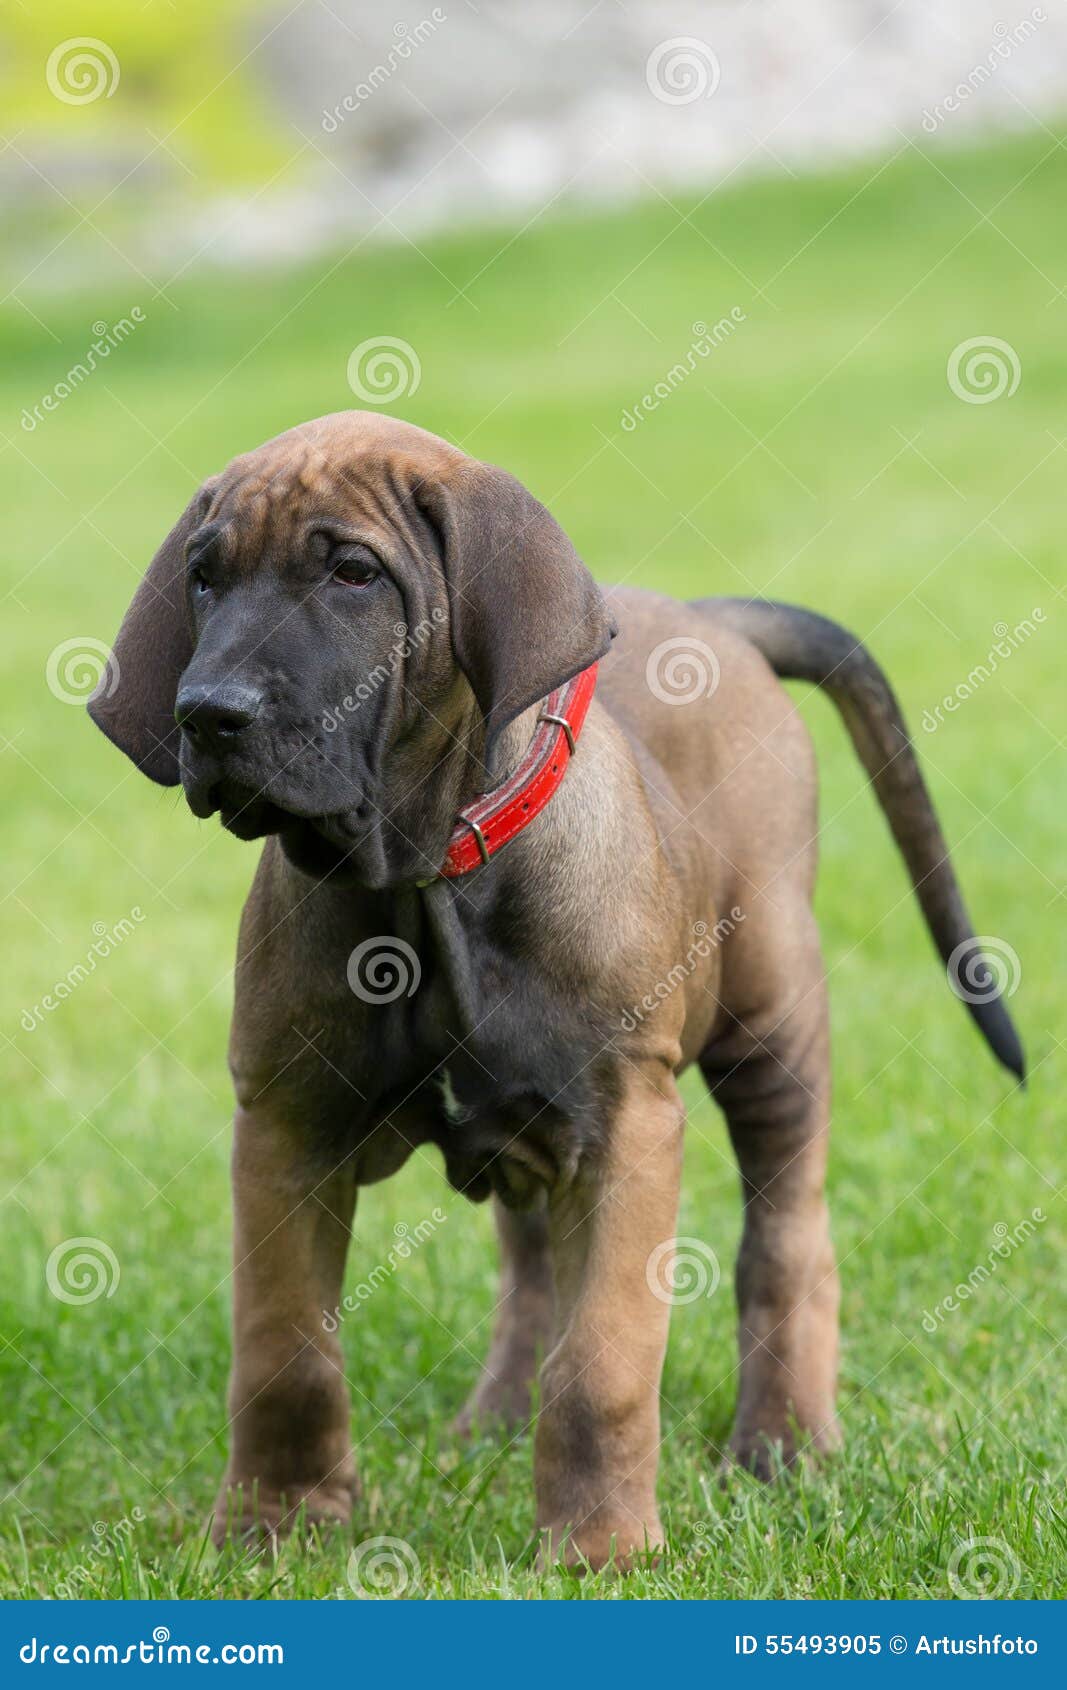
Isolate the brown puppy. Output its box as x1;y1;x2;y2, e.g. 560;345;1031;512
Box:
89;412;1023;1570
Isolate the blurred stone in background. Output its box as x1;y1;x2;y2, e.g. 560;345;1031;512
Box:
2;0;1066;287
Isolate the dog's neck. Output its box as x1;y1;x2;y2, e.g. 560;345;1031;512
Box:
477;702;543;789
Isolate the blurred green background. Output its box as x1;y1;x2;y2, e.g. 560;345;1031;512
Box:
0;2;1063;1600
1;1;278;174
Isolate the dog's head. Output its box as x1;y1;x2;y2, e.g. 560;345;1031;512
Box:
88;412;614;883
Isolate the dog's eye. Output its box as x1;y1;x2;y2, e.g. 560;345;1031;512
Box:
332;552;379;588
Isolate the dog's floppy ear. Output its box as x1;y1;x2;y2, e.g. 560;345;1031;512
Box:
87;488;209;785
421;461;616;764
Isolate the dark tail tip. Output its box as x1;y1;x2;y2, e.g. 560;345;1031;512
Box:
970;997;1026;1084
947;940;1026;1084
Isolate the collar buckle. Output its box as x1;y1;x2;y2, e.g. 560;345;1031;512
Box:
536;708;576;755
462;816;491;866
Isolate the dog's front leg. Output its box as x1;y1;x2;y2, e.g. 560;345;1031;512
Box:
212;1106;358;1546
535;1063;684;1571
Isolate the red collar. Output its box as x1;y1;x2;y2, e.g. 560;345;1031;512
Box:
439;662;599;879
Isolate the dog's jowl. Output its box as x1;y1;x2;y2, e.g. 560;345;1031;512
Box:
89;411;1023;1570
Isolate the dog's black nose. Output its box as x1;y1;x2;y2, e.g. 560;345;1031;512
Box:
174;681;263;744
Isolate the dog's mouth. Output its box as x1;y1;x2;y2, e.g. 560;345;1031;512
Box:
182;766;368;853
178;738;400;884
183;776;285;839
176;705;375;852
182;766;443;890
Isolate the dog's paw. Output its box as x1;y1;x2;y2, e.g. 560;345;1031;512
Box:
726;1413;842;1481
536;1512;664;1574
210;1474;358;1551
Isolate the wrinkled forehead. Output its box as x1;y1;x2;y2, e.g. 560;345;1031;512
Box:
199;413;462;563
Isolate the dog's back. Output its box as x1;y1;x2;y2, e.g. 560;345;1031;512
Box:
598;584;1024;1081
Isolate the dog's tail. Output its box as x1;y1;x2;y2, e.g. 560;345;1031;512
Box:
695;596;1025;1082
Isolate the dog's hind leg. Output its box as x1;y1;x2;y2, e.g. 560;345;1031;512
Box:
701;914;841;1478
453;1196;555;1437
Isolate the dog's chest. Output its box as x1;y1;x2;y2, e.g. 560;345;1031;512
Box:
430;1065;579;1206
347;974;610;1206
261;874;619;1203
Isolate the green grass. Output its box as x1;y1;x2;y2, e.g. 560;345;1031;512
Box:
1;127;1063;1600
